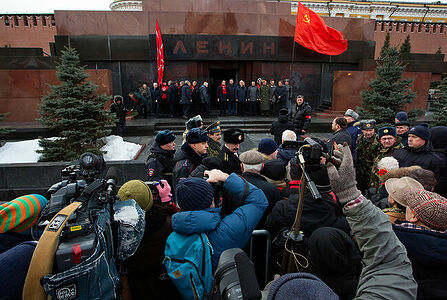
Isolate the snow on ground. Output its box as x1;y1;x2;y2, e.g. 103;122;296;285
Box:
0;135;142;163
101;136;142;161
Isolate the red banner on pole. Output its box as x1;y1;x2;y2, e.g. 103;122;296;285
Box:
294;2;347;56
156;19;164;85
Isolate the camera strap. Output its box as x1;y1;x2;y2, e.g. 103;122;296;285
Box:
23;201;82;300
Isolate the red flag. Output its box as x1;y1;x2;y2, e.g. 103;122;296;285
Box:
156;19;164;85
294;2;347;55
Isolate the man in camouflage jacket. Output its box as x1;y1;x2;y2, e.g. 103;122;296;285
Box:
355;120;380;193
369;127;403;189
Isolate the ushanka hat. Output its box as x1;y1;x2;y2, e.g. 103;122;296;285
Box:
344;109;359;120
185;115;203;130
155;130;176;146
360;119;376;130
378;126;397;138
186;128;209;144
223;128;244;144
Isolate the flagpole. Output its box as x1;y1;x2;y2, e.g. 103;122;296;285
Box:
289;39;296;80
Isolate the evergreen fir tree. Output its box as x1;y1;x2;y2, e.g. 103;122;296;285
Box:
358;47;416;127
430;76;447;127
379;33;391;59
0;112;13;139
436;47;442;54
399;35;411;54
37;47;112;161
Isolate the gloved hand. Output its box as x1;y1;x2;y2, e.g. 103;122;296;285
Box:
327;143;361;205
156;180;172;203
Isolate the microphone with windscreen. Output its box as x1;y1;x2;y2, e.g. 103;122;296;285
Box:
105;166;120;196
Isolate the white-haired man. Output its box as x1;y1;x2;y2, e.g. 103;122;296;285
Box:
277;129;298;164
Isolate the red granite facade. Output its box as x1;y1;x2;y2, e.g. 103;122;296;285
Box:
0;70;113;122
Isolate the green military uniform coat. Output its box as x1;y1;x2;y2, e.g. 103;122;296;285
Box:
355;134;380;192
207;138;221;157
369;137;403;189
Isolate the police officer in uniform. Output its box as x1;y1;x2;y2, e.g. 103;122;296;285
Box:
145;130;176;185
206;121;222;157
219;128;245;175
173;128;209;191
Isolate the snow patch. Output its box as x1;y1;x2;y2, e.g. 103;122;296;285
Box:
100;135;142;161
0;136;142;164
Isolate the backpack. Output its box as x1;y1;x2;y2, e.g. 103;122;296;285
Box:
164;232;214;300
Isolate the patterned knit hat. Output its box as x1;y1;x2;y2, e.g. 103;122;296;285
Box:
404;189;447;231
118;180;153;211
0;194;47;233
176;177;214;211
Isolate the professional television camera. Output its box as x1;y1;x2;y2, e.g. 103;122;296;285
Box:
35;152;120;272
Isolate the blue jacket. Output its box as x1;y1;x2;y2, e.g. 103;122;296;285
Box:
236;86;247;103
346;122;362;155
171;174;268;268
277;146;296;165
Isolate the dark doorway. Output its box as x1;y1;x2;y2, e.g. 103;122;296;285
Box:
209;68;239;110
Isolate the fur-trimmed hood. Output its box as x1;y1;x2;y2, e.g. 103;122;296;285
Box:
380;165;422;182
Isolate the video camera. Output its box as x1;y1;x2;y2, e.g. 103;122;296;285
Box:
36;153;119;272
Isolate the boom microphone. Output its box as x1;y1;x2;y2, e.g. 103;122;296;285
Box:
105;166;120;194
235;251;262;300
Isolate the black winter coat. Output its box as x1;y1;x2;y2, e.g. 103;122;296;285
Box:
292;102;312;133
274;85;288;104
226;83;237;101
235;86;247;103
393;223;447;300
218;146;242;175
241;172;281;227
270;114;295;145
180;84;192;104
431;126;447;197
328;129;352;155
217;85;228;102
199;85;210;104
191;85;200;103
145;144;176;184
265;188;350;238
167;84;177;103
392;142;443;179
173;143;206;190
152;87;162;102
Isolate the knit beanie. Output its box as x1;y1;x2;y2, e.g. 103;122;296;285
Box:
176;177;214;211
118;180;153;211
395;111;410;126
267;273;339;300
258;138;278;155
0;194;47;233
408;123;431;141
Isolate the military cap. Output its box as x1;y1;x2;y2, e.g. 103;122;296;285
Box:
360;119;376;130
223;128;244;144
186;128;209;144
239;150;265;165
378;126;397;139
205;121;221;133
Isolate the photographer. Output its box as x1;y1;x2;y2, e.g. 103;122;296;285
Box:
171;171;268;268
265;147;350;239
267;144;417;299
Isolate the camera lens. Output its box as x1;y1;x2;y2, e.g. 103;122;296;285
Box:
80;153;98;169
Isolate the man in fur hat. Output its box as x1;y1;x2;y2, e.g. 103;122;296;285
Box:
219;128;245;175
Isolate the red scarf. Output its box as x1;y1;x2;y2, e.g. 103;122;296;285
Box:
221;84;227;94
